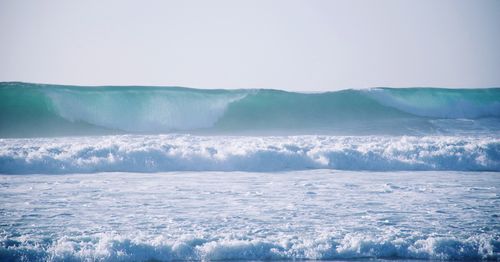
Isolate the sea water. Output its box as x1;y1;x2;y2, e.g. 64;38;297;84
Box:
1;82;499;137
0;171;498;261
0;83;499;261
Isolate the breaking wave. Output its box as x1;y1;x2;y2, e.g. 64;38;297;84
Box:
1;232;498;261
1;82;499;137
1;135;498;174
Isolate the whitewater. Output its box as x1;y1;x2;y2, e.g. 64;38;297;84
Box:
1;135;499;174
0;82;499;261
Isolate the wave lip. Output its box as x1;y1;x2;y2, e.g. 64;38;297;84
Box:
1;135;498;174
1;233;498;261
365;87;500;119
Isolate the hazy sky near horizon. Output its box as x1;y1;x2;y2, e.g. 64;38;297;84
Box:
1;0;499;91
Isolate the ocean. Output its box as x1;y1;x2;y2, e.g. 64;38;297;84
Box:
0;82;499;261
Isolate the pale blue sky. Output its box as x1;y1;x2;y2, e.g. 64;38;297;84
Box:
1;0;499;91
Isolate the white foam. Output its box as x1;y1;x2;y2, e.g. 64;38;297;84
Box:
1;232;497;261
1;170;498;261
0;135;498;173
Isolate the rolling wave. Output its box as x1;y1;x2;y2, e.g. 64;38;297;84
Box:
1;82;499;137
1;232;497;261
1;135;498;173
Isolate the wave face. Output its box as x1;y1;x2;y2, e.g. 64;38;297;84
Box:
1;82;499;137
1;135;499;173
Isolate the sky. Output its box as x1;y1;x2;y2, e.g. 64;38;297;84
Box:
0;0;499;91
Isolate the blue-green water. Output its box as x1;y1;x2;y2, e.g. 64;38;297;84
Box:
1;82;500;261
1;82;499;137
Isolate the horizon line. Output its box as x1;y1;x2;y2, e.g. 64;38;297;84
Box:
1;81;499;92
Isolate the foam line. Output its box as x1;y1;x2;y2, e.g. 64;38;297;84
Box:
1;232;497;261
1;135;498;173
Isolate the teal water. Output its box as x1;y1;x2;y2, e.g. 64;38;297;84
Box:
1;83;499;261
1;82;499;137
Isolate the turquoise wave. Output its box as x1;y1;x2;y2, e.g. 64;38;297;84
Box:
1;82;499;137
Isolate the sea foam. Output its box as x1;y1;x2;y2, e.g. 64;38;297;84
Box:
1;232;497;261
1;135;498;174
1;170;498;261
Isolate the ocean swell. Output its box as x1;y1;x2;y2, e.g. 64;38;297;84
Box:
365;87;500;119
1;82;499;137
1;135;498;174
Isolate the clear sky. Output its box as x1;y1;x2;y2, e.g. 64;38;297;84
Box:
1;0;499;91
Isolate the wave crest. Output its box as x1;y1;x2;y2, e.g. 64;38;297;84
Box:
1;232;497;261
1;135;498;173
1;82;499;137
365;87;500;119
